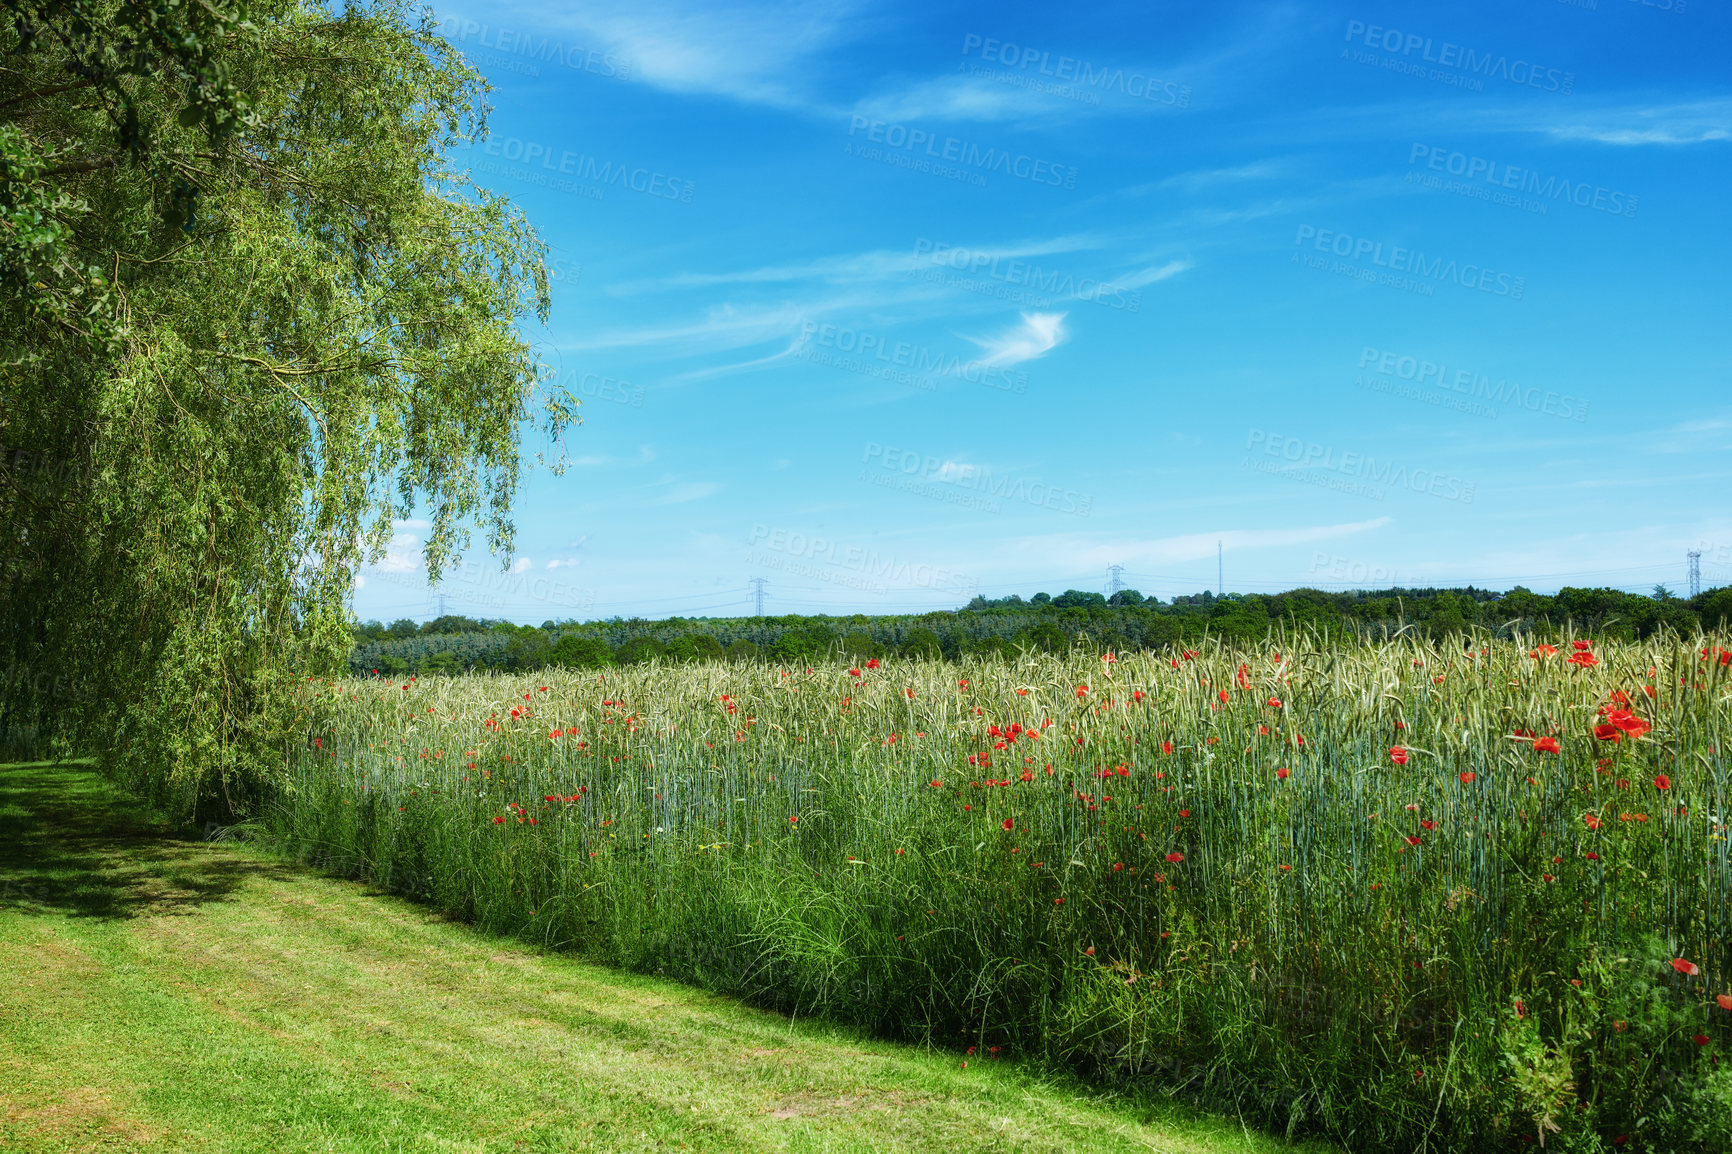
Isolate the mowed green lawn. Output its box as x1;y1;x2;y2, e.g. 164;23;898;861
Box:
0;761;1333;1154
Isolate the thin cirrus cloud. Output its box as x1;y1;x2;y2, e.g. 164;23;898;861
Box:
1017;518;1395;572
961;311;1068;367
1455;97;1732;146
439;0;863;110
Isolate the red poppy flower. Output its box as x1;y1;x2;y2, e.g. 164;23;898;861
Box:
1420;820;1436;830
865;657;880;669
1161;741;1174;754
848;668;860;677
1530;645;1558;659
1716;994;1732;1012
1568;652;1599;668
1237;663;1250;688
1389;746;1409;766
1000;817;1014;831
1655;774;1671;790
1534;737;1561;754
1585;852;1600;861
1266;697;1282;708
1572;639;1592;651
1276;767;1290;780
1178;809;1190;817
788;815;798;824
1165;852;1185;863
1584;813;1600;830
1673;958;1700;976
492;816;505;824
1405;836;1422;846
1217;690;1229;703
1593;723;1622;742
1460;771;1477;783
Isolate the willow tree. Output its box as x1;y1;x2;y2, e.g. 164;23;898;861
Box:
0;0;576;816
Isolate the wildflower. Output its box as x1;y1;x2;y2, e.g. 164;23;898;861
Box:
1266;696;1282;708
1217;690;1229;703
1161;741;1174;754
1075;685;1089;698
1405;836;1422;846
789;815;798;824
1673;958;1700;976
1178;809;1190;817
1460;771;1477;784
1389;746;1409;766
1132;689;1145;702
1530;645;1558;659
1717;995;1732;1011
1276;767;1290;780
1237;663;1250;688
1112;862;1123;872
1420;820;1436;830
492;816;505;824
1164;852;1185;863
1085;946;1095;956
1534;737;1560;754
1655;774;1671;790
1000;817;1014;831
1585;852;1600;861
1694;1034;1712;1046
865;658;880;669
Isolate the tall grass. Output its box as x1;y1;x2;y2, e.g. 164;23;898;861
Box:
270;630;1732;1151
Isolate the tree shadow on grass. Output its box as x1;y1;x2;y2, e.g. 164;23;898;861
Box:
0;760;296;920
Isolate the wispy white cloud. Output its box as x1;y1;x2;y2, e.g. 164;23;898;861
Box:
441;0;859;110
1539;99;1732;146
852;75;1044;124
569;446;657;468
961;311;1068;366
564;303;808;352
1117;258;1193;290
646;480;723;505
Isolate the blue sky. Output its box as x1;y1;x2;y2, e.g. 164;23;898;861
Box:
352;0;1732;625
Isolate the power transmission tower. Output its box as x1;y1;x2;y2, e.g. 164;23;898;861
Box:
749;577;768;616
435;591;449;618
1688;550;1702;599
1106;563;1125;597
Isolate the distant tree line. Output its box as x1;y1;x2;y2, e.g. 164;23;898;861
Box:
349;583;1732;675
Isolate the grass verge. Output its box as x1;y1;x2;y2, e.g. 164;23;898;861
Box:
0;759;1330;1153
